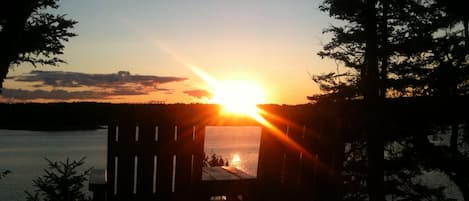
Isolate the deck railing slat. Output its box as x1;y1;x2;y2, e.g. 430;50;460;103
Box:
136;123;157;200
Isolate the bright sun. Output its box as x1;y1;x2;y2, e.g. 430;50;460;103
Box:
188;65;266;116
212;80;265;115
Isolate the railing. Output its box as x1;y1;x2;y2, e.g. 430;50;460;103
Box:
87;104;346;201
105;122;205;201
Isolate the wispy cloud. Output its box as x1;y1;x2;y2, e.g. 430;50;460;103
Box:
184;89;212;99
2;70;188;101
9;70;187;88
0;88;113;100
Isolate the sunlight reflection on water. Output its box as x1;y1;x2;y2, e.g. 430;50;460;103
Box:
204;126;261;176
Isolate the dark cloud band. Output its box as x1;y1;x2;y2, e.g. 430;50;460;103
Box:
9;70;187;88
2;70;188;101
0;88;111;100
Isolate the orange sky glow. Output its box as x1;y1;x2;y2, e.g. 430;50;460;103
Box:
1;0;339;105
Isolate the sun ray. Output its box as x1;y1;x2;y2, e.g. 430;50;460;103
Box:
188;66;265;116
188;66;333;175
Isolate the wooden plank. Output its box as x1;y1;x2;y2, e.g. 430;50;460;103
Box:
115;123;136;201
192;125;206;200
283;124;302;189
258;126;284;183
299;121;320;201
135;122;157;201
155;124;175;200
201;166;255;181
257;122;286;201
192;125;205;184
201;167;256;199
174;124;194;200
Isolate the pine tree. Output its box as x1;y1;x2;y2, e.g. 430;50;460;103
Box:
24;157;91;201
316;0;469;200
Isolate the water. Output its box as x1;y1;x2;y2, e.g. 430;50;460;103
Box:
0;129;107;201
204;126;261;176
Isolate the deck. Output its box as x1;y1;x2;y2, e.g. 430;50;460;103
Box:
202;166;255;181
90;166;256;200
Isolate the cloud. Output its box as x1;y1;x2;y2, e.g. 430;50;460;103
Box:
184;89;212;99
2;70;188;101
9;70;187;88
0;88;112;100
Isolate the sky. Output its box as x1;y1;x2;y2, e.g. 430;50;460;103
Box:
2;0;339;104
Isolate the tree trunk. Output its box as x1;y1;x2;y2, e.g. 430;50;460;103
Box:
449;123;469;201
0;0;34;92
364;0;384;201
464;18;469;48
0;51;11;93
450;123;459;152
380;0;389;98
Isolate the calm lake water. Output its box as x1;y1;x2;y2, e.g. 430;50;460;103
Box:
0;129;107;201
0;127;261;201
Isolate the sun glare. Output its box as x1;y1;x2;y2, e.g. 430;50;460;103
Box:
189;66;318;172
212;80;265;115
231;153;241;168
189;65;266;116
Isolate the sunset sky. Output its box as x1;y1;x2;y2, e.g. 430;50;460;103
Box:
2;0;338;104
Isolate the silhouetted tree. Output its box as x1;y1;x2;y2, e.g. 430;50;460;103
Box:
316;0;469;200
317;0;445;98
203;152;229;167
0;0;77;91
435;0;469;48
24;157;91;201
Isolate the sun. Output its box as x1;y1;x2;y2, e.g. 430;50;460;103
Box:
188;65;266;116
212;80;265;115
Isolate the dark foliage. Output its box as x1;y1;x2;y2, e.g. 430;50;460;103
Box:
0;0;77;90
24;157;91;201
316;0;469;200
203;152;229;167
